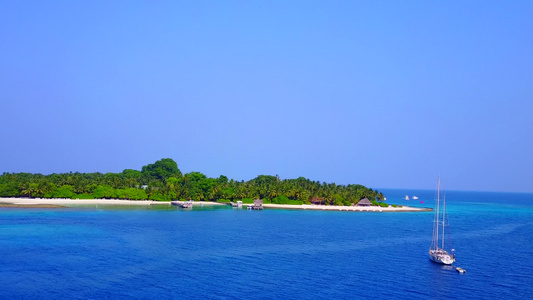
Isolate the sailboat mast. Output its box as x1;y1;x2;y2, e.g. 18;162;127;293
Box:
435;177;440;249
442;194;446;250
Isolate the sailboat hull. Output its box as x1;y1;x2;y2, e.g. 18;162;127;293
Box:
429;250;455;265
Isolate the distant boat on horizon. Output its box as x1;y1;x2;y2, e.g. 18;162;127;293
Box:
404;195;409;200
412;196;419;200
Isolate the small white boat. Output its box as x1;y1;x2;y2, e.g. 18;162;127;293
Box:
412;196;419;200
404;195;410;200
456;267;466;274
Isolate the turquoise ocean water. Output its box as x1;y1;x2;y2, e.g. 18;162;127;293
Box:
1;189;531;299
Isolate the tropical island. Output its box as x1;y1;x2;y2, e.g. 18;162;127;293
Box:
0;158;428;211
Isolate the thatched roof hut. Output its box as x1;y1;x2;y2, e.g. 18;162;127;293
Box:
356;198;372;206
253;199;263;209
310;197;325;205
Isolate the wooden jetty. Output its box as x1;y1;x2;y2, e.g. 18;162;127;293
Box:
171;200;194;209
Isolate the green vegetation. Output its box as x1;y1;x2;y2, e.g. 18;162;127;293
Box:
371;200;389;207
0;158;384;205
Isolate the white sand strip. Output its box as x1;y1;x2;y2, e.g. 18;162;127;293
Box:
260;203;431;212
0;198;230;206
0;198;429;211
0;198;171;206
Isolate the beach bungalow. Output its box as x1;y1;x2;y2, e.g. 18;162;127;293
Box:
356;198;372;206
249;199;263;210
310;197;325;205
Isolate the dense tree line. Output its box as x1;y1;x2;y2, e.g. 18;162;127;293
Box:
0;158;384;205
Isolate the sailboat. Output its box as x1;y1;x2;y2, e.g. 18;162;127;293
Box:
429;177;455;265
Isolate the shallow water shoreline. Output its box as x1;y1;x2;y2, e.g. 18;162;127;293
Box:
0;198;431;211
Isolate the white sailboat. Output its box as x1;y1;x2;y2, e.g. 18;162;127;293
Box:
404;195;409;200
429;177;455;265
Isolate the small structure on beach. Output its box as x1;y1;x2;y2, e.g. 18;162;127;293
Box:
310;197;325;205
247;199;263;210
356;198;372;206
230;200;243;208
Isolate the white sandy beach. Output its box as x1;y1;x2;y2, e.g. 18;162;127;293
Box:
0;198;227;207
0;198;430;211
0;198;170;206
261;203;431;212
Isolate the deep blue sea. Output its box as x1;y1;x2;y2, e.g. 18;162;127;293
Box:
1;189;532;299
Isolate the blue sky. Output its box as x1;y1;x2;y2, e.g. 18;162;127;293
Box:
1;1;532;192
